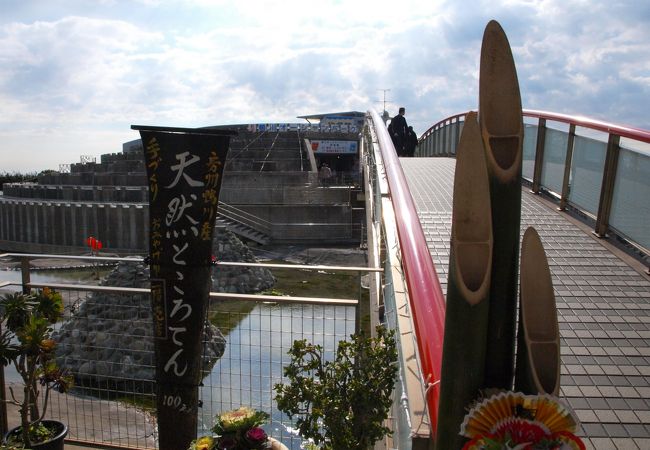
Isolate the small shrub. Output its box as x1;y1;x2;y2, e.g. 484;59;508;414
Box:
275;326;398;450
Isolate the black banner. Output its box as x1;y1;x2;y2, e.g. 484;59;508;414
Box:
134;125;234;450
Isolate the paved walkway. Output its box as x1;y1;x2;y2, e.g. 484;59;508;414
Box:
5;382;156;449
402;157;650;450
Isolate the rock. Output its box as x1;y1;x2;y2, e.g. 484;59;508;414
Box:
78;362;94;376
95;361;110;377
95;331;108;344
54;229;273;393
212;229;275;293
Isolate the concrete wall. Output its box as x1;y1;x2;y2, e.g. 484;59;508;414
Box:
37;172;147;186
0;194;361;252
0;198;148;254
3;184;149;202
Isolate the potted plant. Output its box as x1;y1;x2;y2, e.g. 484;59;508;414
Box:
0;289;73;449
274;326;398;450
188;406;288;450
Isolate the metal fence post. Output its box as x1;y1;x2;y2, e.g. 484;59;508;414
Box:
594;134;621;237
453;117;461;155
21;256;31;294
440;121;449;156
0;323;6;435
559;124;576;211
531;118;547;193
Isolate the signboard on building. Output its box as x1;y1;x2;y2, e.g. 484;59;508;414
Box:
244;122;359;133
310;139;358;154
321;115;364;128
133;124;234;450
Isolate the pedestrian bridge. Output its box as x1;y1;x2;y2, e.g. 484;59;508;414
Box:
0;108;649;450
363;107;650;450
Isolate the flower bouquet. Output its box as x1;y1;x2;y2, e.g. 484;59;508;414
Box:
460;392;585;450
189;407;277;450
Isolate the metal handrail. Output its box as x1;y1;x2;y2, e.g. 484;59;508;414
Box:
367;108;446;435
416;109;650;257
226;129;268;161
419;112;468;141
0;253;380;273
418;109;650;144
523;109;650;143
0;282;360;306
217;201;273;234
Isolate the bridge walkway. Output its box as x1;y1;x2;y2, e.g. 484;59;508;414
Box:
401;157;650;449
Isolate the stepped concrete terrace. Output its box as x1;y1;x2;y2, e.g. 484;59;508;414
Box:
0;127;365;254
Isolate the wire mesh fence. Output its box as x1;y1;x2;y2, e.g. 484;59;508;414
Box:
200;300;356;448
0;258;359;449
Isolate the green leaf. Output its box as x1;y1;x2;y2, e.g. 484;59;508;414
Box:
1;293;30;332
275;326;397;450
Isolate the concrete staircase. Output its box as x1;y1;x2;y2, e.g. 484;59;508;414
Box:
215;214;271;245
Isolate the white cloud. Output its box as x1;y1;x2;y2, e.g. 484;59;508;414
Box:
0;0;648;171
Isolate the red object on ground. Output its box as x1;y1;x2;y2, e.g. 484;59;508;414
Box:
86;236;102;252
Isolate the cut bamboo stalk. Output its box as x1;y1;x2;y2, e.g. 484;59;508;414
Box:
436;112;493;450
515;227;561;395
479;19;524;390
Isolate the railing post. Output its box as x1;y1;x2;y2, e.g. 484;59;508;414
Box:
21;257;31;295
453;117;461;156
558;124;576;211
433;128;438;156
447;120;453;155
531;118;547;193
442;121;448;156
0;323;6;435
594;134;621;237
355;269;368;335
432;128;436;156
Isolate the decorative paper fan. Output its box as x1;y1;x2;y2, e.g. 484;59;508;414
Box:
554;430;587;450
460;391;579;438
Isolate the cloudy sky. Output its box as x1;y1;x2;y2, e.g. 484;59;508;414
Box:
1;0;648;172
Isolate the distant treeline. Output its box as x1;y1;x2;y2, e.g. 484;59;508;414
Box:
0;171;44;185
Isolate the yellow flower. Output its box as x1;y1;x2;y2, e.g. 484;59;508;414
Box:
40;339;56;352
195;435;214;450
219;406;256;428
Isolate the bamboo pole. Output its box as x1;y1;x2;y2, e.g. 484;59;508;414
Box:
436;112;493;450
515;227;561;395
479;20;524;390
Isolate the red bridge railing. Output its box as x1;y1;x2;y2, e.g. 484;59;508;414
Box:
368;109;446;433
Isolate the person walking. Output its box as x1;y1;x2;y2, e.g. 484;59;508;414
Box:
390;107;408;156
406;126;418;157
319;163;332;186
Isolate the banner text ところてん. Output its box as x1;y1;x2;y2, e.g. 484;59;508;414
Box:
134;125;234;450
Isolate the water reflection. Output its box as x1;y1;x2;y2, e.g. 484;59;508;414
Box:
1;265;358;449
0;266;113;289
200;301;356;449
